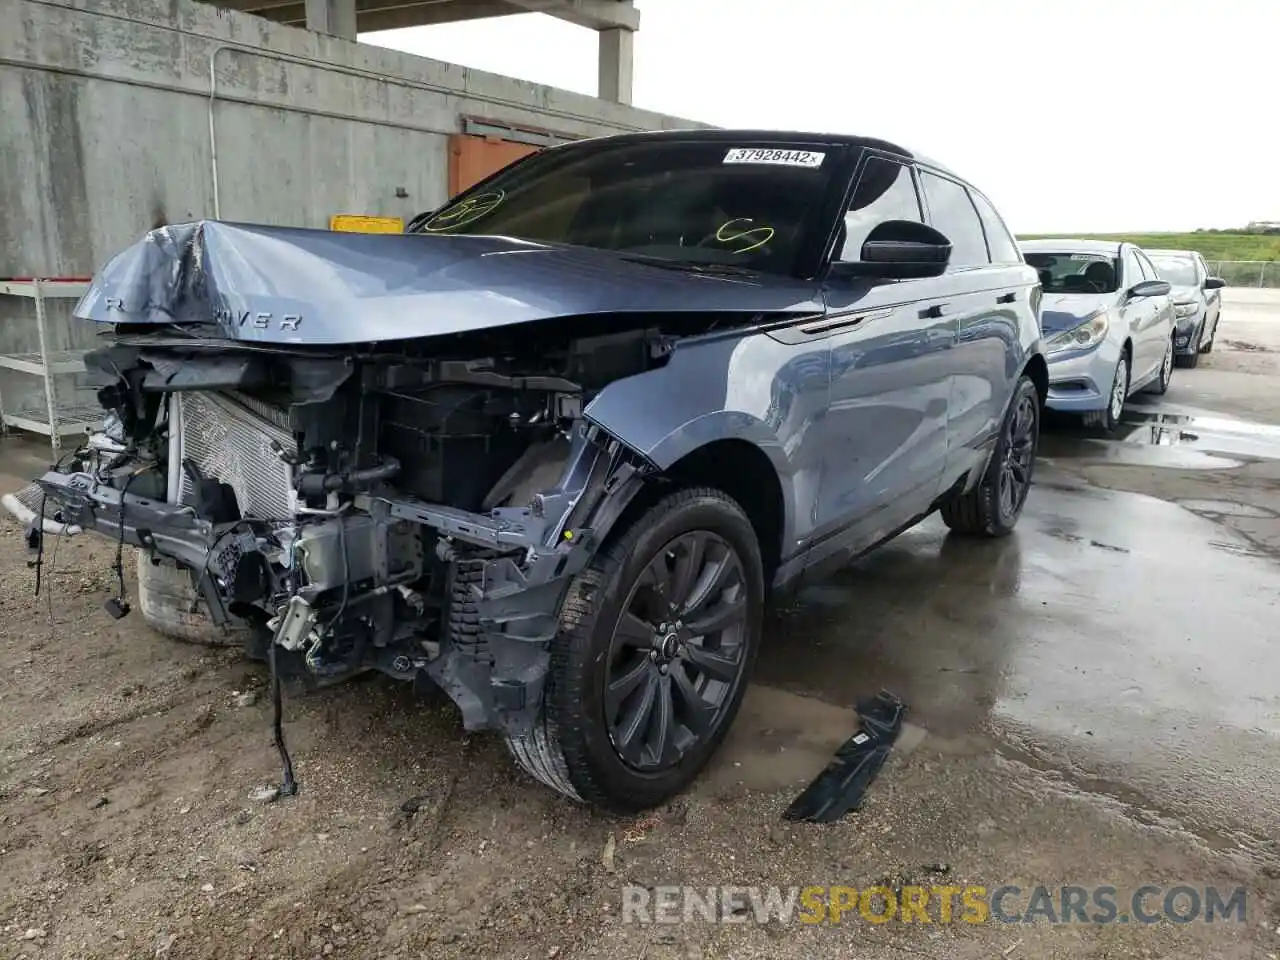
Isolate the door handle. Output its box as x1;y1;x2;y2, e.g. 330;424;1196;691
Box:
996;292;1017;304
918;302;949;320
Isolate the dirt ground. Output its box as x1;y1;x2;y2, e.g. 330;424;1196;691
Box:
2;291;1280;959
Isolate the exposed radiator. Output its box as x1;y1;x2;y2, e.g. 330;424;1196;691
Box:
174;391;296;520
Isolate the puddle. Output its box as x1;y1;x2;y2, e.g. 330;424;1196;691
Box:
753;487;1280;851
1041;407;1280;467
1040;438;1243;469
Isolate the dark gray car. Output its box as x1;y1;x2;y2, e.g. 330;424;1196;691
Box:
14;130;1046;811
1146;248;1227;367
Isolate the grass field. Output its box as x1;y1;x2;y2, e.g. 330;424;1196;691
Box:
1018;232;1280;262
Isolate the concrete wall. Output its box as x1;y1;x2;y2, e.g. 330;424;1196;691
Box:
0;0;703;413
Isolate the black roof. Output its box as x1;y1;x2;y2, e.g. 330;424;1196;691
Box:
562;128;960;180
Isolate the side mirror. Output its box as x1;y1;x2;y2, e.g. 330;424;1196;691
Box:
830;220;952;280
1128;279;1171;298
1204;276;1226;290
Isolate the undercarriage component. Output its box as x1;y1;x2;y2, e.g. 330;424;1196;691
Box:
782;691;907;823
269;595;320;653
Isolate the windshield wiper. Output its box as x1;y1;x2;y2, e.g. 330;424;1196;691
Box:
615;254;760;278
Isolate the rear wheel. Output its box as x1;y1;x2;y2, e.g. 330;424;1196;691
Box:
941;375;1039;538
1083;354;1128;432
505;487;763;812
1200;316;1217;354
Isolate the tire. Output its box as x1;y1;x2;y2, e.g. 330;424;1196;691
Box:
1083;353;1128;432
940;375;1039;538
1148;335;1176;389
505;487;764;812
136;553;253;647
1201;317;1216;354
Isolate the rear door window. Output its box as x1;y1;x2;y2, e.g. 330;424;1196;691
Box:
919;172;989;268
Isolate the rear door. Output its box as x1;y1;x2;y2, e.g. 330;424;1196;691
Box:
1135;247;1173;378
1121;247;1160;381
934;182;1034;491
1196;253;1221;325
811;154;952;569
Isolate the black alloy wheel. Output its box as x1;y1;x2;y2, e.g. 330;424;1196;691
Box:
503;487;764;812
997;389;1037;523
940;374;1040;537
604;531;749;771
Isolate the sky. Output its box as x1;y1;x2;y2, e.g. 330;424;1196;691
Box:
364;0;1278;234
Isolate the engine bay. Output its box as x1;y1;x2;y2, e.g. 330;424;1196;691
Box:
31;323;665;739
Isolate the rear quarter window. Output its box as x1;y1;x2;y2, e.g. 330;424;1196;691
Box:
969;191;1022;264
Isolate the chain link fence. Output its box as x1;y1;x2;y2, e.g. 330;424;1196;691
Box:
1207;261;1279;288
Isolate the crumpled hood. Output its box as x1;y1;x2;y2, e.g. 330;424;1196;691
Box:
1039;292;1110;335
73;221;822;345
1167;284;1201;304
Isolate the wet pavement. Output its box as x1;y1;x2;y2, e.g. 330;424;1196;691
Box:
752;468;1280;862
1040;398;1280;469
738;293;1280;873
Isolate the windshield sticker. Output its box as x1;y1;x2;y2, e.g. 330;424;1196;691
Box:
723;148;825;168
1068;253;1111;262
421;190;505;232
714;218;775;254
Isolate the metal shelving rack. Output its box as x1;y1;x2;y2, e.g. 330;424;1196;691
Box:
0;279;102;453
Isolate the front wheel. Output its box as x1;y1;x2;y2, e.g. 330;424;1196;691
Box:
941;374;1039;538
1149;335;1176;389
1083;354;1129;432
505;487;763;812
136;553;254;647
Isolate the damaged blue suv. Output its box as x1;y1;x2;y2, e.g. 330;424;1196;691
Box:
16;130;1046;811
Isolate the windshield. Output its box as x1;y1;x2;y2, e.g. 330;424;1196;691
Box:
410;140;837;276
1023;251;1121;294
1149;255;1198;287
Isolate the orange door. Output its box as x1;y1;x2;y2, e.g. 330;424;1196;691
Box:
448;134;540;197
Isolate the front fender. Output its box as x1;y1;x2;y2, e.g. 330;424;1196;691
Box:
584;330;832;553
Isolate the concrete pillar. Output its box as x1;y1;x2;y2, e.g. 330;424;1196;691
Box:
305;0;357;40
597;27;634;105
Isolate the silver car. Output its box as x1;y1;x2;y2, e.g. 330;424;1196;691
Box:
1146;248;1226;368
1020;239;1175;431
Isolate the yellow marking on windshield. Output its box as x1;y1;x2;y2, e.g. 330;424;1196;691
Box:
422;191;506;232
715;218;775;254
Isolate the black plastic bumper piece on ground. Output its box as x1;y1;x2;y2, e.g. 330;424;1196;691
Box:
781;691;907;824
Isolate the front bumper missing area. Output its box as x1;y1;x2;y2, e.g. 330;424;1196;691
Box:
31;467;604;735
